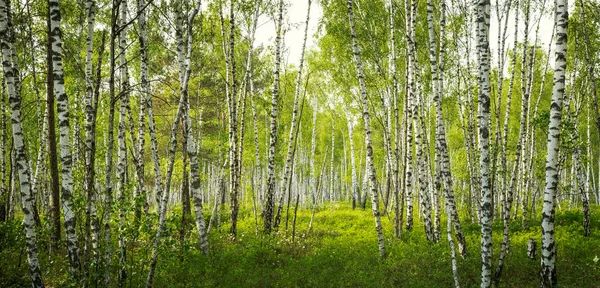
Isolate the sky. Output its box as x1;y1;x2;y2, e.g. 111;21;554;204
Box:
255;0;323;66
254;1;567;75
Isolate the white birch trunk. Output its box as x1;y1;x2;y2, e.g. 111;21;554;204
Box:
275;0;311;228
0;0;44;285
541;1;567;286
348;0;385;258
263;0;284;233
476;0;492;286
50;0;81;275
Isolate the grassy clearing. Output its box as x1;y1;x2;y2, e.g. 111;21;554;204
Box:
1;204;599;287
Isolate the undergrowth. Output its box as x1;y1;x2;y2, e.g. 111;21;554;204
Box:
1;203;599;287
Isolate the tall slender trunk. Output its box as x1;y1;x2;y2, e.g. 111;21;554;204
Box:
275;0;311;229
222;0;241;237
181;0;208;253
427;0;466;255
577;0;592;237
584;93;591;236
541;1;567;286
83;0;105;271
415;110;433;241
0;0;44;285
347;115;360;209
513;0;531;222
495;2;531;283
83;0;96;262
0;70;5;223
50;0;81;276
252;91;261;209
104;1;118;284
180;129;190;248
46;0;61;252
527;24;555;223
263;0;284;234
25;2;46;230
500;0;519;220
138;0;161;218
476;0;492;286
116;0;130;283
348;0;385;258
146;0;205;285
388;0;402;240
522;10;545;228
242;3;260;228
403;0;415;231
492;0;512;202
136;0;148;214
329;124;335;202
309;99;318;208
234;0;260;233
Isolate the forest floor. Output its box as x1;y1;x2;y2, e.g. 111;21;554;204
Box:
1;203;600;287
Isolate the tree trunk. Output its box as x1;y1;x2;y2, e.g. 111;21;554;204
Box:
309;99;318;208
275;0;310;229
495;2;532;283
46;0;61;252
146;0;205;286
348;0;385;258
0;0;44;285
476;0;492;286
403;0;415;232
116;0;130;283
83;0;96;264
50;0;81;276
347;115;360;209
104;0;118;283
427;0;466;256
263;0;284;234
540;1;567;286
138;0;162;220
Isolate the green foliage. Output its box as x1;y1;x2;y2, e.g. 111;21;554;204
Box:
5;203;599;287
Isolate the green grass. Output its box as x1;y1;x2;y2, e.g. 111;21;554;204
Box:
1;204;600;287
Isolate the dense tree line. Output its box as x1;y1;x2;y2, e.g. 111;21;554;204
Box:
0;0;598;287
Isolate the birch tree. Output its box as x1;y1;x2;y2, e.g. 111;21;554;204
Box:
116;0;130;283
50;0;81;275
476;0;492;286
274;0;311;229
83;0;96;260
348;0;385;258
427;0;466;256
541;0;568;286
0;0;44;285
146;0;206;285
403;0;416;231
495;1;532;283
263;0;284;233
